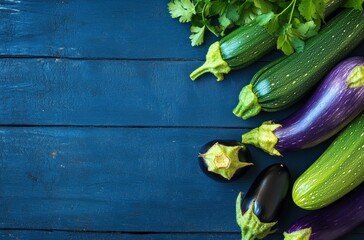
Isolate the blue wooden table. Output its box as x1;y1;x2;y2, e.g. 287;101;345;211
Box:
0;1;363;239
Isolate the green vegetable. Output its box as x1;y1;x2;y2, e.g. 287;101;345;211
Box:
344;0;364;10
189;0;344;81
292;113;364;210
190;22;274;80
167;0;334;47
233;9;364;120
168;0;262;46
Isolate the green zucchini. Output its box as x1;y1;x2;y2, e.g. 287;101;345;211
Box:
190;22;274;81
233;9;364;120
189;0;345;81
292;113;364;210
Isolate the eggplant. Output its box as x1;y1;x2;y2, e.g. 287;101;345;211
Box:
236;164;290;240
241;57;364;156
284;184;364;240
198;140;252;181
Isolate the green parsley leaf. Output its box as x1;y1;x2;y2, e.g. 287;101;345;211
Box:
190;25;206;46
238;1;262;24
219;14;233;32
277;24;295;55
168;0;196;23
254;0;274;13
298;0;325;21
344;0;364;10
209;0;229;16
256;11;280;35
218;4;241;35
278;20;317;55
167;0;331;47
226;4;240;23
293;20;318;39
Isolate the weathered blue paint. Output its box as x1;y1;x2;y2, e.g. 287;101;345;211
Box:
0;231;243;240
0;0;281;60
0;0;362;60
10;231;364;240
0;127;335;231
0;0;362;239
0;58;298;127
1;231;364;240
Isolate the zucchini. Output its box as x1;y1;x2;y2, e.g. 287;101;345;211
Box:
233;9;364;120
190;22;274;81
189;0;345;81
292;113;364;210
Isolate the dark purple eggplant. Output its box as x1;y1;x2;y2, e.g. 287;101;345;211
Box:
241;57;364;156
198;140;252;181
236;164;290;239
284;184;364;240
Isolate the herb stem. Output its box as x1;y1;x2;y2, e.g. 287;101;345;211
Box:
278;0;295;16
201;3;219;37
288;0;297;23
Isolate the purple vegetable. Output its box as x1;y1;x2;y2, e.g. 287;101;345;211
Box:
284;184;364;240
241;57;364;156
198;140;252;181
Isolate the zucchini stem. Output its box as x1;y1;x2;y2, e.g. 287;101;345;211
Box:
233;84;262;119
190;42;231;81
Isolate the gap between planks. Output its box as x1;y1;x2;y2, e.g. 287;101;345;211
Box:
0;55;272;63
0;124;253;130
0;228;241;234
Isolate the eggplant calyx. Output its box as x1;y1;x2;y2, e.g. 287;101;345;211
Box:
242;121;282;156
233;84;261;120
346;65;364;88
199;143;252;180
236;193;277;240
190;41;231;81
283;228;312;240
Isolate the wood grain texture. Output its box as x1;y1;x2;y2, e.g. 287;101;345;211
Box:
0;127;363;237
0;58;299;127
1;0;363;238
0;0;362;60
1;231;363;240
0;0;277;60
0;127;335;232
0;231;241;240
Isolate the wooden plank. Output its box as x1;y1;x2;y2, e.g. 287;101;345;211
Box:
0;126;363;234
0;231;363;240
0;58;298;127
0;0;363;59
0;0;277;60
0;231;240;240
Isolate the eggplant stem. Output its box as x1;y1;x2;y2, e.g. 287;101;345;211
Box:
283;228;312;240
236;193;278;240
199;142;252;180
242;121;282;156
346;65;364;88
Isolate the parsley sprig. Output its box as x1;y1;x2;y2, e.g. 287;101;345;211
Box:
168;0;271;46
168;0;363;55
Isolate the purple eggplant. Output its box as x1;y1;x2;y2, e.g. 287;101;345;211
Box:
241;57;364;156
236;164;290;240
284;184;364;240
198;140;252;181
